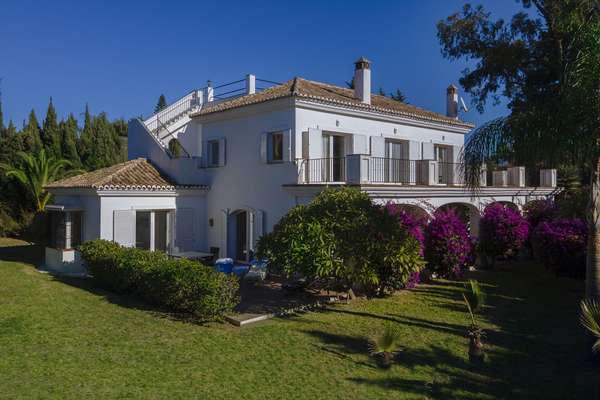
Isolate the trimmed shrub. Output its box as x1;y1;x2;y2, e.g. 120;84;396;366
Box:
80;240;239;321
531;218;588;279
479;203;529;265
257;187;424;296
423;208;474;278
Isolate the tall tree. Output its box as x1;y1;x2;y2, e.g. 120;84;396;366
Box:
21;109;42;153
437;1;600;297
0;149;74;212
0;99;5;136
59;113;80;167
41;98;62;158
154;94;167;113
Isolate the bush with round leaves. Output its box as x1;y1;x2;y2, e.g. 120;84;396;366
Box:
257;187;424;296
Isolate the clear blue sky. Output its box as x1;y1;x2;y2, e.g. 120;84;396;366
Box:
1;0;525;128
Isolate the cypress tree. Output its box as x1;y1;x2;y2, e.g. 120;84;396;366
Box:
21;109;42;153
154;94;167;113
0;99;5;136
78;104;93;169
41;97;62;158
60;114;81;167
0;120;22;166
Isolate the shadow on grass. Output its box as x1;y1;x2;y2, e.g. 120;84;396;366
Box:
52;275;205;325
0;244;44;266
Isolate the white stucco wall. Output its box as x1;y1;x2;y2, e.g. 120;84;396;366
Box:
197;101;298;256
98;190;207;250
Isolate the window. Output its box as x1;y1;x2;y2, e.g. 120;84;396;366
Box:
270;132;283;162
208;140;220;166
135;210;170;252
70;212;83;248
136;211;151;250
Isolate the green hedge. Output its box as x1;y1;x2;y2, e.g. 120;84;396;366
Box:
80;240;239;321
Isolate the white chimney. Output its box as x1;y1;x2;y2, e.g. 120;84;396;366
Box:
246;74;256;95
446;84;458;119
205;80;214;103
354;57;371;104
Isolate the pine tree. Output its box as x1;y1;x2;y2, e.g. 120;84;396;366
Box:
154;94;167;113
41;98;62;158
378;87;386;96
390;89;407;103
21;109;42;153
80;111;122;170
0;120;23;167
60;114;81;167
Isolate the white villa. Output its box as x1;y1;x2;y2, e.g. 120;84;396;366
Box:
44;58;557;273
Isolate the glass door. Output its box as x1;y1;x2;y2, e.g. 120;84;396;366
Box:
386;140;407;183
435;145;451;184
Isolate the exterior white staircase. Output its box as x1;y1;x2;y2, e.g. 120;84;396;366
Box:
143;89;203;151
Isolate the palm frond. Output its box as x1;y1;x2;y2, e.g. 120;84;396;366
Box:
368;324;402;355
581;299;600;353
461;117;512;193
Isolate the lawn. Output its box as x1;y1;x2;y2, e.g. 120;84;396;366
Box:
0;251;598;399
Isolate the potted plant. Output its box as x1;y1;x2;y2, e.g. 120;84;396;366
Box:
368;324;402;368
462;280;486;363
580;299;600;360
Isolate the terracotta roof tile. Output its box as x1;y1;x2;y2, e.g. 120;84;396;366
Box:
192;77;474;128
45;158;203;191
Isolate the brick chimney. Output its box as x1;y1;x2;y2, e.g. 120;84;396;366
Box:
354;57;371;104
446;84;458;119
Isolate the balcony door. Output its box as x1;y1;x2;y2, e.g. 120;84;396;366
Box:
434;145;452;184
385;140;408;183
322;134;345;182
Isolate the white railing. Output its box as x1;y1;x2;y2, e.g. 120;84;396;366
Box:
143;90;202;138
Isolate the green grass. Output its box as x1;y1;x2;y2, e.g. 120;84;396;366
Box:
0;258;598;399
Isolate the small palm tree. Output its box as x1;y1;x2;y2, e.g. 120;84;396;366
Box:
0;149;75;212
368;324;402;368
580;299;600;355
462;280;486;363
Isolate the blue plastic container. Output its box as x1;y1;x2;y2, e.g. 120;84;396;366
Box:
214;258;234;274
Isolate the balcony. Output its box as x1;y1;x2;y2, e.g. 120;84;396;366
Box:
297;155;557;188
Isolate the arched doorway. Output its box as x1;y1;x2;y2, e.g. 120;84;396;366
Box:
225;207;264;263
437;202;481;237
228;210;248;262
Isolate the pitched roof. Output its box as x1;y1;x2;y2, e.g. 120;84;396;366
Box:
192;77;474;129
45;158;201;191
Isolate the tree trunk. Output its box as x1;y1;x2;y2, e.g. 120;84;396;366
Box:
586;158;600;299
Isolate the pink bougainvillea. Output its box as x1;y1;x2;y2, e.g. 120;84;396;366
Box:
479;203;529;260
423;208;474;279
532;218;587;279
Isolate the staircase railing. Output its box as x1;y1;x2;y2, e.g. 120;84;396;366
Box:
156;117;191;158
144;90;200;135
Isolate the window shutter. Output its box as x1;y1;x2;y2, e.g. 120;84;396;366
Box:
175;208;194;251
352;134;367;154
422;142;435;160
283;129;292;162
113;210;135;247
370;136;385;157
260;133;268;163
307;128;322;160
251;209;264;252
201;140;208;168
218;138;226;166
408;140;420;160
452;145;463;163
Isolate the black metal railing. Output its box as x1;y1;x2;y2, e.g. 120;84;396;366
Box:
368;158;416;184
437;162;460;185
300;157;346;183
